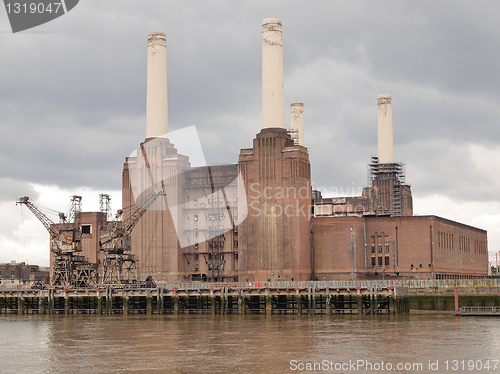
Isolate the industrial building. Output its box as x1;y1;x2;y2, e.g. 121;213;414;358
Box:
0;261;49;286
34;18;488;285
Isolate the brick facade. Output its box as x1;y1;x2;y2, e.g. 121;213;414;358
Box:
310;215;488;280
238;128;312;282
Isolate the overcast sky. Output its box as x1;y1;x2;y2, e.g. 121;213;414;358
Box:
1;1;499;267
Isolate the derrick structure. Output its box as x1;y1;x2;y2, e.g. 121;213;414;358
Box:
182;165;240;282
99;189;163;286
16;196;98;288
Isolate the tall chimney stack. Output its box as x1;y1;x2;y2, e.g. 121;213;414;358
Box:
262;18;285;130
377;94;394;164
146;32;168;138
290;102;305;146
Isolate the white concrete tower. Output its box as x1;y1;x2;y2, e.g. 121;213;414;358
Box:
290;102;305;146
377;94;394;164
146;32;168;138
262;18;285;129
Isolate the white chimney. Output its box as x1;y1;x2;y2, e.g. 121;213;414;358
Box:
290;103;304;146
262;18;285;130
377;94;394;164
146;32;168;138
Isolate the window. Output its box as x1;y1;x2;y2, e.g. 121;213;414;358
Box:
194;264;199;271
378;257;383;266
233;197;238;203
233;211;238;219
194;214;198;221
371;257;376;266
81;224;91;234
194;254;198;260
371;245;375;254
385;245;390;253
194;243;199;249
220;264;224;271
385;257;389;266
208;264;213;271
234;253;238;260
378;245;382;253
214;264;218;271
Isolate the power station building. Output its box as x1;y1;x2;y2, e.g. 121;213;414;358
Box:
61;19;489;284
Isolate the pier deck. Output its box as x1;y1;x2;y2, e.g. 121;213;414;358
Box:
0;282;409;316
454;306;500;317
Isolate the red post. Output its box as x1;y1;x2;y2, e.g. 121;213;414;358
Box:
454;289;459;311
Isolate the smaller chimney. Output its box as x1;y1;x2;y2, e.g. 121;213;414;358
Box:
377;94;394;164
290;103;304;146
146;32;168;138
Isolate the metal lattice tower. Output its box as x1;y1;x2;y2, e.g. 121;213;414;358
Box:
99;194;112;221
69;195;82;223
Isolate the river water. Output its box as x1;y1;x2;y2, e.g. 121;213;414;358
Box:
0;313;499;374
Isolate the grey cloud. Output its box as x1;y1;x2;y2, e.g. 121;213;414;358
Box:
0;178;40;203
0;0;498;206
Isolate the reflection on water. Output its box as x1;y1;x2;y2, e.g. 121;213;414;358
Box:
0;313;499;373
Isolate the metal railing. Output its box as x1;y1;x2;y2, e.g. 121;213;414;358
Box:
456;306;500;314
2;278;499;292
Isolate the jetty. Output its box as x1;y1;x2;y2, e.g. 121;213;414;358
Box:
0;282;409;316
454;306;500;317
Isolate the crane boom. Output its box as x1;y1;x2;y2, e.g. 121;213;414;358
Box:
100;188;164;249
17;196;59;238
122;188;164;236
17;195;96;287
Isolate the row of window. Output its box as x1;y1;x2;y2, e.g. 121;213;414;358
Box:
371;257;390;266
192;253;238;260
475;239;487;255
193;211;238;221
192;263;229;272
437;231;487;256
371;245;390;254
191;197;238;207
438;231;454;250
459;236;471;252
193;240;238;250
194;197;238;205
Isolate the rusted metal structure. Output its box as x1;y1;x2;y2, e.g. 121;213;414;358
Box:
182;165;240;282
16;196;98;288
99;189;163;286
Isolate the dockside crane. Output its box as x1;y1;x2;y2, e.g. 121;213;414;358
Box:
16;196;98;288
99;188;164;286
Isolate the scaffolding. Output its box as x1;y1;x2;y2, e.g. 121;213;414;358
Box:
368;156;406;184
367;157;406;217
